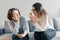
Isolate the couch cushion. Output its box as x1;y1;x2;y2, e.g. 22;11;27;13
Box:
0;34;12;40
0;28;4;35
52;31;60;40
53;18;60;31
0;25;4;35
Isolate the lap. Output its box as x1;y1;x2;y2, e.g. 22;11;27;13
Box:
34;31;50;40
12;34;29;40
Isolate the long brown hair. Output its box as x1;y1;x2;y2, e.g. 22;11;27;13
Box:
32;2;47;18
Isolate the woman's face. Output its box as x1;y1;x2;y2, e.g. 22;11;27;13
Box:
32;6;38;17
12;10;20;21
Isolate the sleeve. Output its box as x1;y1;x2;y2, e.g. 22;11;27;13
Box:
4;20;12;34
22;18;29;37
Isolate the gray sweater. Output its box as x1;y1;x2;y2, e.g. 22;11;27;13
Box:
4;16;29;36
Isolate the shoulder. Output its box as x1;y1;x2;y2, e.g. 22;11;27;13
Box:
20;16;25;20
4;19;13;25
20;16;25;21
5;19;9;24
5;19;12;23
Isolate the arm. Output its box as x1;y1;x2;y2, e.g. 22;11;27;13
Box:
4;20;12;34
18;17;29;37
22;19;29;37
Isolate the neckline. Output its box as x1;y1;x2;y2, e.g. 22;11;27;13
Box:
38;15;48;30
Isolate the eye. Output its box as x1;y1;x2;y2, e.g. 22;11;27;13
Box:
16;14;19;16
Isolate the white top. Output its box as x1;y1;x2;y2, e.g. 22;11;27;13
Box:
34;15;54;31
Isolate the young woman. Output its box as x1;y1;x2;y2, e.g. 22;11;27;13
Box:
4;8;29;40
28;2;56;40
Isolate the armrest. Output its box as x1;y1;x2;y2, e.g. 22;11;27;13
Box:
52;31;60;40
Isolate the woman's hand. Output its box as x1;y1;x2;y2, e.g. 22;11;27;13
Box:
29;12;37;24
16;34;24;38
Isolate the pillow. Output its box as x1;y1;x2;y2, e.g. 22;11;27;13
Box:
53;18;60;31
0;28;4;35
0;25;4;35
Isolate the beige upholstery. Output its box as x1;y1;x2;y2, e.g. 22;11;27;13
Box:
0;34;12;40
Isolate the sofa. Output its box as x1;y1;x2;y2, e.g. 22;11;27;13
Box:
0;18;60;40
52;18;60;40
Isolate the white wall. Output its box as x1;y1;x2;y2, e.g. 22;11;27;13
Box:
0;0;60;26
